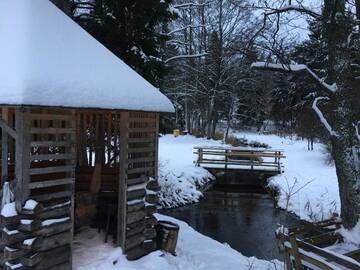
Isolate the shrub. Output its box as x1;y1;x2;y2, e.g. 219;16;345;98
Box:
212;132;224;141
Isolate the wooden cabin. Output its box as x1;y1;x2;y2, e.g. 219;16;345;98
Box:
0;0;174;269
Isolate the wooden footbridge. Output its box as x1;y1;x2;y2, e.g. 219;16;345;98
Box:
194;146;285;176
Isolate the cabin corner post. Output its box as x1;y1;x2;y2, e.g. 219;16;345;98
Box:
1;107;9;185
118;111;129;251
69;109;77;269
14;107;31;212
154;113;159;180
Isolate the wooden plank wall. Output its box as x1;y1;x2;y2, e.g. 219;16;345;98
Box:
0;108;161;268
76;111;121;169
74;110;161;259
0;108;75;270
124;112;160;260
0;107;16;184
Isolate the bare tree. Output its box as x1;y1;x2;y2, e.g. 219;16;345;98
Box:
252;0;360;228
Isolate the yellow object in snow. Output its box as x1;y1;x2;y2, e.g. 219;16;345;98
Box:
173;129;180;137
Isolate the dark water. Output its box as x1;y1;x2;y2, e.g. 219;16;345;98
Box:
161;176;302;261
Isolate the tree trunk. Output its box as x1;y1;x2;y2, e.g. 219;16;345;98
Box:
211;113;218;138
331;136;360;228
207;98;214;139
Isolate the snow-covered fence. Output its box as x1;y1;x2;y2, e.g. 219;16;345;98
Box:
194;146;285;174
277;219;360;270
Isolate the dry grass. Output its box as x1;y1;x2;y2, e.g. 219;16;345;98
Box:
212;132;224;141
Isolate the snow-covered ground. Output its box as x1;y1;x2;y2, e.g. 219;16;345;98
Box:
73;214;281;270
158;135;221;207
158;132;339;222
231;132;339;222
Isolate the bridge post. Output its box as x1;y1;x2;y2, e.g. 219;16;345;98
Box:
198;148;203;166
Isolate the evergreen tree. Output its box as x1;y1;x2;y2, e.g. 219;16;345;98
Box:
72;0;176;86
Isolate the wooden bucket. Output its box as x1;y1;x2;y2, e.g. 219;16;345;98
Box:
156;220;179;255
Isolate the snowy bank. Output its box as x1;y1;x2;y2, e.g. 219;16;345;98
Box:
73;214;282;270
158;135;222;208
233;132;339;222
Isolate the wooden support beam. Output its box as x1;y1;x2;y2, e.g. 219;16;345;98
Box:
29;178;75;189
65;109;76;268
154;113;159;179
118;111;129;251
15;108;31;212
2;108;9;184
0;118;17;140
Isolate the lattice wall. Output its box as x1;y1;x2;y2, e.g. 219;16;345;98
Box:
0;108;75;269
0;108;161;268
124;112;160;260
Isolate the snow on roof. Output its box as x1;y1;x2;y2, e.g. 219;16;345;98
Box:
0;0;174;113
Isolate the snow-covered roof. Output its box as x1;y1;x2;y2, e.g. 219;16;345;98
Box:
0;0;174;113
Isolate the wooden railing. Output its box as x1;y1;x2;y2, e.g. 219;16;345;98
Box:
194;146;285;173
277;219;360;270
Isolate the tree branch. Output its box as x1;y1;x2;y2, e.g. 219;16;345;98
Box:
173;2;209;9
312;97;338;137
265;5;322;19
251;62;338;94
164;24;207;36
354;122;360;143
164;53;208;64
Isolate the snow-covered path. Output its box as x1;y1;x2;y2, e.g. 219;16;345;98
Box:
73;214;281;270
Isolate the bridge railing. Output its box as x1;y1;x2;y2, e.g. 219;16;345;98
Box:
194;146;285;173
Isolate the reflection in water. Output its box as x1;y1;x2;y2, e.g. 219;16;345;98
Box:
161;188;302;261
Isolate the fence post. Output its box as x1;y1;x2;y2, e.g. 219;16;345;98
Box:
225;149;228;170
289;233;302;270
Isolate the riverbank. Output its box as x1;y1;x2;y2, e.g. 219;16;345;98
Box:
74;214;282;269
231;132;339;222
158;132;339;222
158;135;220;208
161;187;302;260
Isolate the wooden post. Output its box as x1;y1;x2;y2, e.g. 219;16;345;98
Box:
250;151;254;171
68;109;76;268
225;149;228;170
107;113;112;166
154;113;159;179
14;107;31;212
289;233;302;270
1;107;9;185
118;111;129;251
284;249;294;270
198;148;203;166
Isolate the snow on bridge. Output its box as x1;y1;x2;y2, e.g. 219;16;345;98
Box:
194;145;285;175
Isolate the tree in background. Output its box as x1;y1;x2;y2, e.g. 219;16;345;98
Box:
163;0;257;138
253;0;360;228
71;0;176;87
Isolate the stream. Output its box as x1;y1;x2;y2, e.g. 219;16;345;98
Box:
161;173;303;261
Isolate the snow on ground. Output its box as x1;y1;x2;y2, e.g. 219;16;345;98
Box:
158;132;339;221
73;214;281;270
232;132;339;222
158;135;222;207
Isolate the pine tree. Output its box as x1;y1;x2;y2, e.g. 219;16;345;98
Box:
72;0;176;86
